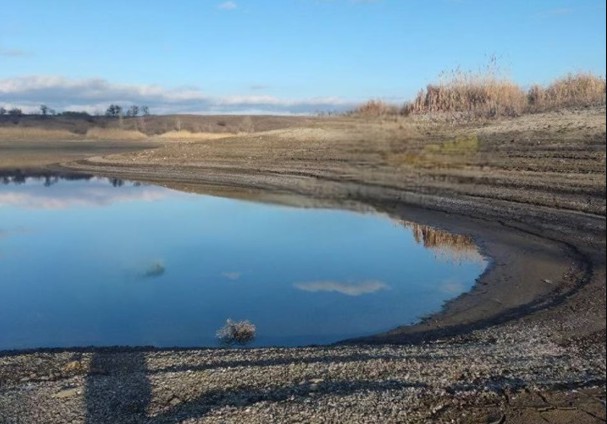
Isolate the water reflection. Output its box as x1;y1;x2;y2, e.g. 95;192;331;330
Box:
0;174;168;209
294;280;389;296
398;220;485;264
1;171;95;186
141;261;166;279
0;173;487;349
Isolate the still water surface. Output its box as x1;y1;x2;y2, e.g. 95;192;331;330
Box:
0;175;487;349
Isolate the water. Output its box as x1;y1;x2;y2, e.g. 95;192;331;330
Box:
0;174;487;349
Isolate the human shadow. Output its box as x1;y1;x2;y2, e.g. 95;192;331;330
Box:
85;351;151;424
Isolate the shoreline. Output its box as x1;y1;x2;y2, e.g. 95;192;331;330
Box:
0;171;595;352
45;165;600;345
1;109;605;422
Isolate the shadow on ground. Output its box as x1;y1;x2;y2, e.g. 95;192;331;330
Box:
83;351;427;423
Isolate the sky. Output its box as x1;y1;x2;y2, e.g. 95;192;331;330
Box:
1;0;605;115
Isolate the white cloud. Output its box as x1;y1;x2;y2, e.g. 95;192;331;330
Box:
294;280;389;296
218;1;237;10
0;75;354;115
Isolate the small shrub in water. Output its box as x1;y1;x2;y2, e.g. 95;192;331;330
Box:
216;319;256;346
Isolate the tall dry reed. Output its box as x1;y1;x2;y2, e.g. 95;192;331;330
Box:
527;72;606;111
407;59;527;119
353;61;606;121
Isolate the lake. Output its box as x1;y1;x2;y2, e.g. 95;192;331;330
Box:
0;174;487;349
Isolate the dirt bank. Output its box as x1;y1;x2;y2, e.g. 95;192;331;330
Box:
0;107;605;423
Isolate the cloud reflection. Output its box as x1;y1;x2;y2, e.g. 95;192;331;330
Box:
0;186;176;209
294;280;389;296
221;272;242;280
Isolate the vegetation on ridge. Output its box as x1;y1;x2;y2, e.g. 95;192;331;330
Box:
353;62;606;121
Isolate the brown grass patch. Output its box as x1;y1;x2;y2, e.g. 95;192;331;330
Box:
431;134;479;155
351;100;400;117
0;127;80;141
85;128;148;140
156;130;237;141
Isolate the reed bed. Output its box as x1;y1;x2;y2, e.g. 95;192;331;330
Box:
353;66;605;121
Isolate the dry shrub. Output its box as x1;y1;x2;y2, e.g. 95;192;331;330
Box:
85;128;147;140
528;72;606;111
353;100;400;117
216;319;256;346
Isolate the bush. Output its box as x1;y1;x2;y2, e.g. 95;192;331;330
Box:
216;319;256;346
352;100;400;117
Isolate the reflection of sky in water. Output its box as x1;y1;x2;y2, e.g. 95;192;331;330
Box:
0;177;487;349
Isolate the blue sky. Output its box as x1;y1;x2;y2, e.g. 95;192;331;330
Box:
1;0;605;114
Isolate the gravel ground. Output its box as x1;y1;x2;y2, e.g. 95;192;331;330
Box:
1;321;605;423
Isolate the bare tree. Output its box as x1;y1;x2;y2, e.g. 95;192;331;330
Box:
126;105;139;117
141;105;150;116
105;104;122;117
0;107;6;115
40;104;49;116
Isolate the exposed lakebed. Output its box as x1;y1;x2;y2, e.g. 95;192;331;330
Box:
0;174;487;349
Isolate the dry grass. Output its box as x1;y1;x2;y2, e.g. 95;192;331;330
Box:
156;130;237;141
351;100;400;117
426;134;479;155
85;128;148;140
407;62;527;120
0;127;80;141
528;72;606;111
354;61;606;121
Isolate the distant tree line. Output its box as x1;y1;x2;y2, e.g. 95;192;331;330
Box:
0;106;24;116
0;104;151;118
105;104;150;117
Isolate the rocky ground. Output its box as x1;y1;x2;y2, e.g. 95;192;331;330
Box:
0;107;605;423
1;323;605;423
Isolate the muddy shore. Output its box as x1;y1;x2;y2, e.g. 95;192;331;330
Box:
0;108;605;423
